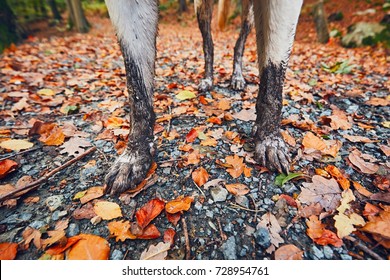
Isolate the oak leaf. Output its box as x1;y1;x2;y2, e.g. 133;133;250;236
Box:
258;213;284;250
60;137;92;157
361;206;390;240
107;220;136;242
225;155;245;178
67;234;110;260
140;242;170;260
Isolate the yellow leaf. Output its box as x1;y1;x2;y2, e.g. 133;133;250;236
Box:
93;201;122;220
37;88;55;96
176;90;196;101
0;139;34;151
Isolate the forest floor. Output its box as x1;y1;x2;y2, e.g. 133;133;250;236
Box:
0;1;389;260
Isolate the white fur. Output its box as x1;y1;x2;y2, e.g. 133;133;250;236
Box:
254;0;303;69
105;0;158;97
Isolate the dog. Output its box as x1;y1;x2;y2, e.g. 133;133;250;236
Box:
103;0;303;195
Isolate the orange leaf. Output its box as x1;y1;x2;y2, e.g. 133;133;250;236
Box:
67;234;110;260
200;137;218;147
45;236;82;255
0;159;18;179
225;183;250;196
363;203;381;217
306;215;343;247
186;128;198;143
217;99;231;111
192;167;209;187
361;207;390;239
107;220;136;242
225;155;244;178
135;198;165;229
302;132;327;151
165;196;194;214
166;212;181;226
79;186;104;204
163;228;176;245
199;96;208;105
352;181;373;198
325;165;350;190
0;243;18;260
136;224;161;239
38;123;65;146
207;117;222;125
274;244;303;260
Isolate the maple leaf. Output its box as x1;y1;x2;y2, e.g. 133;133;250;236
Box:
225;155;245;178
107;220;136;242
67;234;110;260
333;189;365;238
192;167;209;187
306;215;343;247
298;175;342;212
60;137;92;157
140;242;170;260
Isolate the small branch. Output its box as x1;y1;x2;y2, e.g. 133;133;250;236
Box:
181;216;191;260
0;147;40;161
344;236;384;260
228;202;260;213
0;147;97;202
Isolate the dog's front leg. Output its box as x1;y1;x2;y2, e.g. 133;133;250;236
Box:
196;0;214;92
104;0;158;195
252;0;302;174
231;0;253;91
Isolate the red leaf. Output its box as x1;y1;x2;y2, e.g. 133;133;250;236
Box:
0;243;18;260
0;159;18;179
136;224;161;239
166;212;181;226
163;228;176;245
279;194;298;208
186;128;198;143
135;198;165;229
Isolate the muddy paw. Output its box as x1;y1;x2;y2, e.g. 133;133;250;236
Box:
254;134;291;174
230;74;246;90
104;147;152;195
198;78;213;92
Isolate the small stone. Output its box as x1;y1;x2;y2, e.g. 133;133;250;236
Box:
29;220;46;230
45;195;64;212
340;254;352;260
67;223;80;237
235;195;249;208
19;213;33;222
111;249;124;260
311;245;324;259
194;201;203;211
323;246;334;259
253;227;271;248
51;210;61;221
205;210;214;218
210;185;228;202
223;223;233;233
221;236;237;260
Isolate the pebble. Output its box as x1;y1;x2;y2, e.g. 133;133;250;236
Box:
29;220;46;230
19;212;33;222
210;186;228;202
67;223;80;237
311;245;324;259
111;249;124;260
340;254;353;260
253;227;271;248
323;246;334;259
45;195;64;212
221;236;237;260
235;195;249;208
223;223;233;233
194;201;203;211
52;210;67;221
206;210;214;218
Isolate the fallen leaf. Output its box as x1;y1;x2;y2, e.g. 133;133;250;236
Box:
21;227;42;250
136;224;161;239
75;186;104;204
274;172;304;186
298;175;342;211
217;99;231;111
192;167;209;187
343;135;376;143
135;198;165;229
38;123;65;146
207;116;222;125
140;242;170;260
325;165;350;190
361;207;390;240
232;108;256;121
67;234;110;260
348;149;379;174
165;196;193;214
0;139;34;151
186;128;198;143
274;244;303;260
176;90;196;101
166;212;181;226
163;228;176;245
0;159;18;179
225;183;250;196
0;243;18;260
379;145;390;157
306;215;343;247
93;201;122;220
37;88;55;96
60;137;91;157
352;181;373;197
41;230;66;248
45;236;82;255
281;130;296;147
258;213;284;250
107;220;136;242
225;155;245;178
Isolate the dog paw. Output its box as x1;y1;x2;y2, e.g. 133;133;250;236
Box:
198;78;213;92
254;134;291;174
104;147;152;195
230;74;246;90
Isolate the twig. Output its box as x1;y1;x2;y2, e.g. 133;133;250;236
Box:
181;216;191;260
217;217;227;241
0;147;40;161
228;202;260;213
0;147;97;202
249;194;258;221
344;236;384;260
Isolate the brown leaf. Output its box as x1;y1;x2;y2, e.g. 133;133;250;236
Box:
274;244;303;260
140;242;170;260
225;183;250;196
325;165;350;190
165;196;194;214
38;123;65;146
0;159;18;179
41;230;66;248
352;181;373;197
135;198;165;229
60;137;91;157
136;224;161;239
225;155;245;178
79;186;104;204
45;236;82;255
343;135;377;143
166;212;181;226
306;215;343;247
348;149;379;174
21;226;42;250
0;243;18;260
192;167;209;187
67;234;110;260
107;220;136;242
361;207;390;240
185;128;198;143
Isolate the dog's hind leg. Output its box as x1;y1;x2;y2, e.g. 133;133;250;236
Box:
252;0;302;174
231;0;253;91
104;0;158;195
196;0;214;92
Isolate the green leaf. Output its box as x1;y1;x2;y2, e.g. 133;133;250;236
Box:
275;172;304;186
73;190;87;200
175;90;196;101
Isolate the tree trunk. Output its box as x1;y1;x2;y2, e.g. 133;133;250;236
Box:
47;0;63;21
178;0;187;14
0;0;20;52
313;0;329;43
66;0;89;33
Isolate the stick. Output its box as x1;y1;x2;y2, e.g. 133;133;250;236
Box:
181;216;191;260
0;147;97;202
344;236;384;260
228;202;260;213
0;147;40;161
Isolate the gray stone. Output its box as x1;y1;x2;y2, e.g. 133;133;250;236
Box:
29;220;46;230
67;223;80;237
311;245;324;259
253;227;271;248
323;246;334;259
111;249;124;260
221;236;237;260
340;254;353;260
210;185;228;202
45;195;64;212
235;195;249;208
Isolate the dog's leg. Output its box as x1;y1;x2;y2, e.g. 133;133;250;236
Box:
231;0;253;91
252;0;302;174
196;0;214;92
104;0;158;195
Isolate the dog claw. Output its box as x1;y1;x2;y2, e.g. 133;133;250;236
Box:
254;134;290;174
231;74;246;91
104;147;152;195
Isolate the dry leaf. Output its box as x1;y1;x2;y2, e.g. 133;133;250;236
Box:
192;167;209;187
93;201;122;220
0;159;18;179
0;139;34;151
165;196;193;214
352;181;373;197
140;242;170;260
225;183;250;196
232;108;256;121
163;228;176;245
258;213;284;250
78;186;104;204
135;198;165;229
107;220;136;242
306;215;343;247
348;149;379;174
166;212;181;226
343;135;376;143
325;165;350;190
225;155;245;178
67;234;110;260
0;243;18;260
41;230;66;248
274;244;303;260
60;137;91;157
45;236;82;255
186;128;198;143
361;207;390;240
